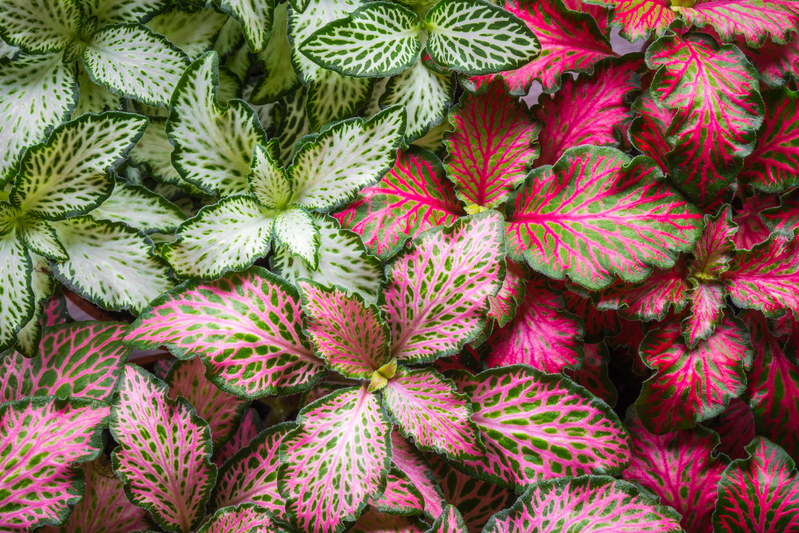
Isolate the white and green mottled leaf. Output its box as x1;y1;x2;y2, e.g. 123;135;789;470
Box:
51;216;175;313
251;2;301;104
215;0;275;53
426;0;541;76
164;195;276;280
168;52;269;197
214;17;244;58
248;142;292;209
83;24;189;108
0;36;19;59
14;253;56;357
83;0;169;25
17;215;67;261
127;117;182;185
72;65;123;119
0;218;33;353
90;180;186;234
274;206;320;269
10;112;147;219
306;69;374;131
0;54;78;186
223;43;252;82
0;0;79;53
274;87;311;163
300;2;421;78
147;5;228;61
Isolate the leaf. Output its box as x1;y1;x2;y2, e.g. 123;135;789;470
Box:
274;206;320;269
110;365;216;533
83;24;189;108
382;211;505;364
563;287;621;343
444;80;539;209
425;0;541;76
596;263;690;322
427;505;468;533
483;476;682;533
534;57;642;166
213;407;263;469
215;0;275;53
383;367;483;461
90;180;187;234
350;509;426;533
733;193;775;250
585;0;675;42
453;365;630;491
278;386;392;533
72;64;123;118
677;0;799;47
629;88;674;175
274;88;311;162
168;52;268;197
646;32;764;206
713;437;799;532
82;0;169;26
565;341;618;407
11;112;147;219
391;433;447;520
762;188;799;235
163;196;276;280
486;274;584;373
412;119;454;156
0;54;78;186
127;118;182;185
370;468;425;516
41;287;72;327
306;67;375;131
706;398;756;460
505;146;703;290
12;252;55;357
211;422;294;521
196;504;278;533
0;229;34;353
51;217;175;313
487;259;530;328
251;3;301;104
0;397;109;532
739;87;799;193
741;34;799;88
146;5;229;61
125;267;326;399
17;215;67;260
300;2;421;78
334;148;463;260
623;407;729;533
0;0;79;53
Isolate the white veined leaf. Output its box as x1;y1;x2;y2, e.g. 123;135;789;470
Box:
0;54;78;186
248;143;293;209
0;209;33;353
127;118;183;185
274;206;320;269
251;2;301;105
82;0;169;25
300;2;421;78
72;65;124;119
17;214;68;260
146;5;228;61
274;87;311;164
14;252;56;357
163;195;277;280
289;105;406;210
168;52;269;197
0;0;80;53
426;0;541;76
83;23;190;108
381;59;454;142
215;0;275;53
214;17;244;58
52;216;175;313
90;180;187;234
0;37;20;59
288;0;311;13
360;77;388;117
10;112;148;220
306;69;374;131
271;213;384;304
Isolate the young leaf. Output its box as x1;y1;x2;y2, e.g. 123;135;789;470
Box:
0;0;79;53
125;267;326;399
0;397;109;532
391;433;447;520
273;206;320;269
110;365;216;533
17;215;67;261
215;0;275;53
444;80;539;209
251;3;301;104
425;0;541;76
382;211;505;364
596;263;690;322
676;0;799;47
505;146;702;290
279;386;392;533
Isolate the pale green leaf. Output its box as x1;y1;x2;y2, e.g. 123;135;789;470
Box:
223;43;252;81
83;0;169;25
214;17;244;58
90;180;187;234
72;65;124;119
0;36;20;59
274;206;319;268
147;5;228;61
0;214;34;352
248;142;292;209
217;65;243;105
251;2;301;104
14;252;55;357
306;69;374;131
127;118;183;185
411;118;453;156
274;87;311;164
17;215;68;260
0;0;80;53
215;0;275;53
362;77;388;117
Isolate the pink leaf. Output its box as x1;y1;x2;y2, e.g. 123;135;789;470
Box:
732;193;777;250
682;282;727;347
586;0;675;42
195;504;278;533
41;288;71;327
629;89;674;175
762;188;799;235
560;0;612;35
562;287;621;342
706;398;756;460
349;509;426;533
213;408;263;469
427;505;468;533
487;259;530;328
390;433;447;521
596;263;690;322
565;341;619;407
369;468;424;516
741;33;799;88
689;206;737;280
677;0;799;47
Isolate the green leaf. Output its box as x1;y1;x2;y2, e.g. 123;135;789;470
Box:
14;253;56;357
72;65;124;119
0;221;33;353
426;0;541;76
306;70;375;132
300;2;421;78
248;142;292;209
17;215;68;261
250;2;302;104
274;206;320;269
146;4;228;61
82;0;169;25
90;180;187;234
0;0;80;53
274;88;311;163
127;117;183;186
215;0;275;53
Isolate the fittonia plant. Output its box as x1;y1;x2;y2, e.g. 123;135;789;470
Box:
3;0;799;532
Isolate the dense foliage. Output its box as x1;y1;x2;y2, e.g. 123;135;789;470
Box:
1;0;799;532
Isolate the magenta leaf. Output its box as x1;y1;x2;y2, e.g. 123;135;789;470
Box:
561;0;612;35
444;80;539;209
334;148;463;260
195;504;278;533
676;1;799;47
562;287;621;342
596;263;690;322
124;267;326;399
706;398;756;460
565;341;619;407
732;193;777;250
762;188;799;235
370;468;425;516
585;0;675;42
637;313;753;434
486;273;584;373
391;433;447;521
484;476;682;533
110;365;216;533
505;146;703;290
213;408;264;469
629;89;674;175
0;321;129;404
41;288;71;327
426;505;468;533
534;58;642;166
453;366;629;491
647;32;764;205
741;34;799;88
278;386;392;533
350;509;426;533
713;437;799;533
487;259;530;328
382;211;505;364
382;368;483;461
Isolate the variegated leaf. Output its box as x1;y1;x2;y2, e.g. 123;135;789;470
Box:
0;224;34;353
596;263;690;322
146;5;228;61
565;341;618;407
391;433;447;520
251;3;301;104
90;180;186;234
741;34;799;88
213;407;263;469
427;505;468;533
127;117;183;185
72;65;123;118
370;468;424;516
13;252;56;357
732;193;775;250
762;188;799;235
273;206;321;269
0;0;79;53
706;398;756;460
195;503;277;533
215;0;275;53
585;0;674;42
487;259;530;329
306;66;375;131
83;0;168;26
629;88;674;175
677;0;799;47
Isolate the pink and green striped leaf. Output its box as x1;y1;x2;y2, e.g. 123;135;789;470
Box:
485;274;584;374
505;146;703;290
165;357;249;449
689;206;737;280
629;89;674;175
739;87;799;193
350;509;426;533
427;505;468;533
213;407;264;469
370;468;425;516
596;262;690;322
382;211;505;364
682;281;728;347
762;189;799;235
647;32;764;206
562;288;621;342
334;148;463;260
623;406;729;533
443;80;539;209
487;259;530;328
732;193;776;250
706;398;756;460
713;437;799;533
110;365;216;533
0;321;129;404
124;267;326;399
195;503;278;533
584;0;674;42
382;368;483;461
464;0;616;95
676;0;799;47
741;34;799;88
565;341;619;407
0;397;109;532
534;58;642;166
391;433;447;521
41;288;71;327
484;476;682;533
279;386;392;533
452;366;630;491
561;0;612;35
637;313;753;434
298;280;391;380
